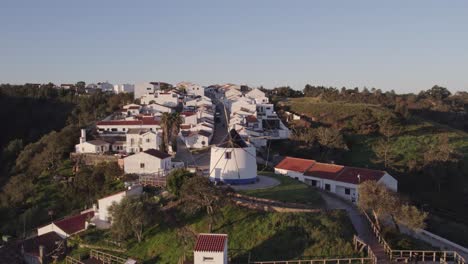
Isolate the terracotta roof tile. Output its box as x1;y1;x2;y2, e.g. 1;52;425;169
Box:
54;211;94;235
194;234;227;252
304;162;344;179
275;157;316;173
337;166;385;184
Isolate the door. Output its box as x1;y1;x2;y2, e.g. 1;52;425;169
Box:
325;184;331;191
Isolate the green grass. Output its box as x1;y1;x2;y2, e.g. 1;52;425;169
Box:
73;205;357;263
240;172;324;207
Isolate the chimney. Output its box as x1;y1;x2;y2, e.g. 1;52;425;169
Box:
80;129;86;144
39;245;45;263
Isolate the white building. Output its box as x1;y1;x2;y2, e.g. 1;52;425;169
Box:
75;129;110;154
123;149;172;174
143;103;174;115
275;156;398;203
209;129;257;184
96;117;161;135
125;128;161;153
134;82;172;99
180;130;212;149
113;83;135;94
245;88;269;104
96;185;143;223
140;89;181;106
177;81;205;97
37;210;94;239
194;233;228;264
97;82;114;92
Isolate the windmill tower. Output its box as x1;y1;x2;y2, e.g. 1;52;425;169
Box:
209;129;257;184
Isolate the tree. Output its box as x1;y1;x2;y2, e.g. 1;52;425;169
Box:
166;169;195;197
423;135;460;192
424;85;451;100
0;174;34;207
316;127;347;161
373;117;400;168
109;196;157;242
160;112;183;152
358;181;427;231
180;176;226;232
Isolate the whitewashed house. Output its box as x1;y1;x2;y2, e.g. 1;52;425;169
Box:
113;83;135;94
181;111;198;125
177;81;205;97
180;130;212;149
75;129;110;154
97;82;114;92
96;185;143;223
245;88;269;104
96;117;161;135
37;210;94;239
125;128;161;153
194;233;228;264
143;103;174;114
134;81;172;99
123;149;172;174
140;90;180;106
275;156;398;203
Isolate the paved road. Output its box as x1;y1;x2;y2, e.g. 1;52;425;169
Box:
319;191;391;264
175;97;229;170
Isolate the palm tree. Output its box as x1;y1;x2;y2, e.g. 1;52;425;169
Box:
160;112;172;152
169;113;183;152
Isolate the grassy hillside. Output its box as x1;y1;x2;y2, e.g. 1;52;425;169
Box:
72;205;357;263
240;172;324;207
280;97;468;246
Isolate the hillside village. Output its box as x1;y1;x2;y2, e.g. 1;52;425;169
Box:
0;81;467;264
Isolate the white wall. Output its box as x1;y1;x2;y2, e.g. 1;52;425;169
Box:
98;185;143;222
126;132;160;153
209;146;257;183
123;152;171;174
75;142;109;154
194;251;226;264
377;173;398;192
37;223;68;239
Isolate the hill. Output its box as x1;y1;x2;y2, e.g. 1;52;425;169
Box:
70;205;357;263
276;97;468;246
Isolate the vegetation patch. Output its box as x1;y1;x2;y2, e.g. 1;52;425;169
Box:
240;172;324;207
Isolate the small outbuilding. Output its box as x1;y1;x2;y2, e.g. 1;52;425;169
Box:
193;233;228;264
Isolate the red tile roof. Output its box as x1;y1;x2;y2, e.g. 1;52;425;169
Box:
97;118;160;126
23;231;64;257
194;234;227;252
128;106;141;109
180;124;192;130
337;166;385;184
304;162;344;179
54;211;94;235
275;157;316;173
245;115;258;123
181;111;196;117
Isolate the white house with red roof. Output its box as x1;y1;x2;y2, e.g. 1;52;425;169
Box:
125;128;161;154
123;149;172;174
96;116;161;135
275;156;397;203
193;233;228;264
37;210;94;238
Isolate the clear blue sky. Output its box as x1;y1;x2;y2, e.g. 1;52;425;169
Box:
1;0;467;93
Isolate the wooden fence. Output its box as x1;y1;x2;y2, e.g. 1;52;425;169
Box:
138;172;167;187
363;211;466;264
65;249;129;264
248;235;376;264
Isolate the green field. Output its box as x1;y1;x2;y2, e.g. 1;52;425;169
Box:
240;172;324;207
71;205;357;263
282;97;468;247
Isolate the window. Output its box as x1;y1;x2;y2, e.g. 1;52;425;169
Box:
201;141;206;145
325;184;331;191
225;152;232;159
203;257;214;262
146;138;150;143
111;128;117;132
311;180;317;186
130;138;134;144
140;163;145;168
345;188;351;195
122;128;126;131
